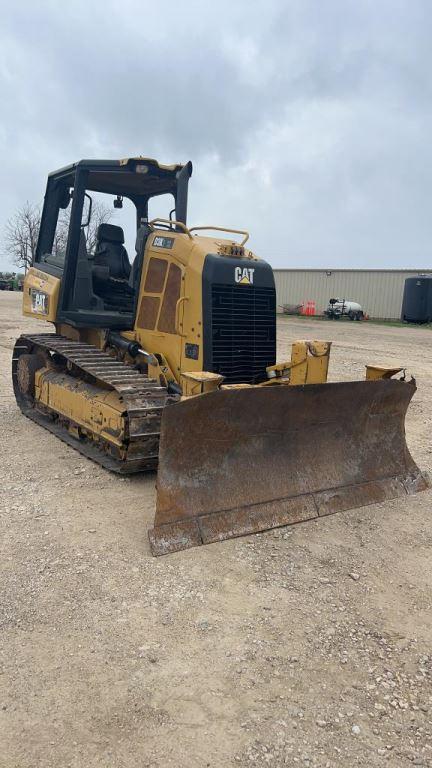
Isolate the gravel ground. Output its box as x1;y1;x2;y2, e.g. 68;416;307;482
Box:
1;291;431;768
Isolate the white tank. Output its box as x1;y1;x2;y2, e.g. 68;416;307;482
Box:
332;299;362;313
325;298;364;318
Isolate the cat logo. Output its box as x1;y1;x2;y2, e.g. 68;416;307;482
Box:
234;266;255;285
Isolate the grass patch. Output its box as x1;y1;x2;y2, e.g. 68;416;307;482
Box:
277;314;432;329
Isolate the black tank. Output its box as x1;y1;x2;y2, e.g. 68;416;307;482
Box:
401;275;432;323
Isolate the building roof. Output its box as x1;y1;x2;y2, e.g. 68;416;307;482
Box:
272;267;432;273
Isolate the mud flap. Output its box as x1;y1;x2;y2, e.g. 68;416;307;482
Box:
149;379;429;555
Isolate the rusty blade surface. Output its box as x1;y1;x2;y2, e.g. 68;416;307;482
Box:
149;379;428;555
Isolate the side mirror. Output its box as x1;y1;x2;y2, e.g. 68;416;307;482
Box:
81;193;93;229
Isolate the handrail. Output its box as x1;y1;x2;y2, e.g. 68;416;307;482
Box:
148;220;250;246
189;226;249;246
175;296;189;336
149;218;193;240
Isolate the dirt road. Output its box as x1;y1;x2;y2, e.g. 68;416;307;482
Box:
1;292;431;767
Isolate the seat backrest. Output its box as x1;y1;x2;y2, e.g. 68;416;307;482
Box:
94;224;130;279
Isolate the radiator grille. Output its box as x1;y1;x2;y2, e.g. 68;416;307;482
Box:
211;284;276;384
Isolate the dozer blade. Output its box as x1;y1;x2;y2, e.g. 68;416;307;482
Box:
149;378;429;555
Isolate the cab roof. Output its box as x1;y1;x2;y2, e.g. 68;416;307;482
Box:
48;157;192;198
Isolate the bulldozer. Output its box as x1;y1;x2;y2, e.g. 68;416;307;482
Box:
13;157;428;555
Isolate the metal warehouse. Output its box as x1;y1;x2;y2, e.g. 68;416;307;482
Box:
273;269;432;320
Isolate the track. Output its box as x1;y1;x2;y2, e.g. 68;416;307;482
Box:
12;333;174;473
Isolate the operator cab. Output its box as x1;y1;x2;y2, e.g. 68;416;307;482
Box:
35;158;192;329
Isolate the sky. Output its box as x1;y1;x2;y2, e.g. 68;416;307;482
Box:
0;0;431;271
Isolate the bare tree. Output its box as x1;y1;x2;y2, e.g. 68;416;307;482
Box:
3;198;113;269
52;199;114;258
52;208;70;258
84;199;114;254
3;202;41;272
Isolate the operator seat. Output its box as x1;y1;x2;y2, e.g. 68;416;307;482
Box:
93;224;131;279
92;224;134;312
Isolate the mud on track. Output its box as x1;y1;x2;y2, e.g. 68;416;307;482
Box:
1;291;431;767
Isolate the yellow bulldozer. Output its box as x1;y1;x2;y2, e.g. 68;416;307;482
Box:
13;157;428;555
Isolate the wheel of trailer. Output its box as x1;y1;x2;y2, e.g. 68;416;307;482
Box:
355;312;362;321
348;311;355;321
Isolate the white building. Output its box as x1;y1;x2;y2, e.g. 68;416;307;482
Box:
274;268;432;320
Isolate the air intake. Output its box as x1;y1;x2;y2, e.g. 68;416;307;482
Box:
210;284;276;384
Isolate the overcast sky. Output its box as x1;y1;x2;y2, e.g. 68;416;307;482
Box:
1;0;431;271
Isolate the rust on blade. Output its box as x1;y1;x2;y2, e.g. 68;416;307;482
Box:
199;494;318;544
148;519;202;557
149;378;428;556
314;477;407;517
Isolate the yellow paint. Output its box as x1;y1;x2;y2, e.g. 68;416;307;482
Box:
35;367;126;449
22;228;332;395
180;371;224;397
266;341;331;385
55;324;106;348
134;228;259;382
148;352;178;388
22;268;61;322
20;217;334;402
365;365;404;380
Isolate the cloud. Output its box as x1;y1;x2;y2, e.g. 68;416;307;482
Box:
0;0;431;270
